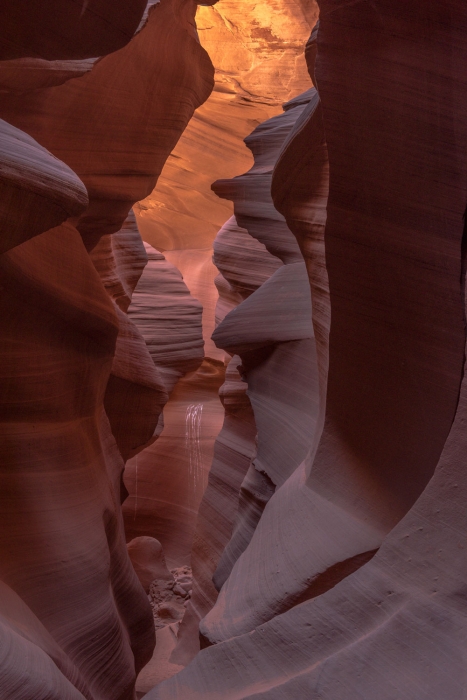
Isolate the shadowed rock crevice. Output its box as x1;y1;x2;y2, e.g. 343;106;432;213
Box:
289;548;379;608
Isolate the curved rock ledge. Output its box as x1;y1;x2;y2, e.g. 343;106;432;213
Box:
0;119;88;254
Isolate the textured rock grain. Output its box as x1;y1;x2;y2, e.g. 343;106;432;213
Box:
172;74;320;663
146;5;467;698
128;243;204;394
136;0;318;250
0;223;154;700
0;0;215;248
0;119;88;254
0;1;216;698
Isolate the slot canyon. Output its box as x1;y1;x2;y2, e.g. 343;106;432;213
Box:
1;1;467;699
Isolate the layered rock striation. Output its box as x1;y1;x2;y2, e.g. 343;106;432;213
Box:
147;5;467;698
136;0;318;250
0;2;215;699
4;1;467;699
122;242;212;565
169;76;322;665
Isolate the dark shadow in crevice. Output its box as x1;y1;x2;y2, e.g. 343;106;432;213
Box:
199;548;378;649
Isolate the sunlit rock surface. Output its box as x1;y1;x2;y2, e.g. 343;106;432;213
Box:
134;1;319;431
0;1;215;249
136;0;318;250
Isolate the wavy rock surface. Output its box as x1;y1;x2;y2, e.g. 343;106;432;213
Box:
0;0;215;248
169;354;256;665
0;58;99;94
122;241;211;562
0;1;216;698
0;223;154;700
133;6;319;479
136;0;318;250
127;244;204;393
201;106;322;642
170;78;321;664
213;0;467;643
0;0;148;60
125;16;320;640
147;4;467;698
213;215;283;299
212;96;314;263
90;215;169;462
0;119;88;254
171;216;282;665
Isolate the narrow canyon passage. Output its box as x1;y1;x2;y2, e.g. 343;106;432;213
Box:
122;4;318;688
1;2;467;700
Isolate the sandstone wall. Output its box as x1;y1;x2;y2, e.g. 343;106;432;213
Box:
147;3;467;697
0;3;215;699
168;75;323;665
135;0;318;373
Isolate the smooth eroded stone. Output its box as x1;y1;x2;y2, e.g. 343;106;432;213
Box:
127;536;173;593
0;0;148;60
0;119;88;254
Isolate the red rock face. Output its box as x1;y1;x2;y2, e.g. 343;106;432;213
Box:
0;222;154;700
3;1;467;699
0;2;215;699
146;4;467;699
0;0;148;60
0;0;214;248
0;119;89;254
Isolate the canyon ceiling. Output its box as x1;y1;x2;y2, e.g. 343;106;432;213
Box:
1;1;467;700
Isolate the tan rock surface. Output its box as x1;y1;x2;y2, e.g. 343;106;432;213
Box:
135;0;318;252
